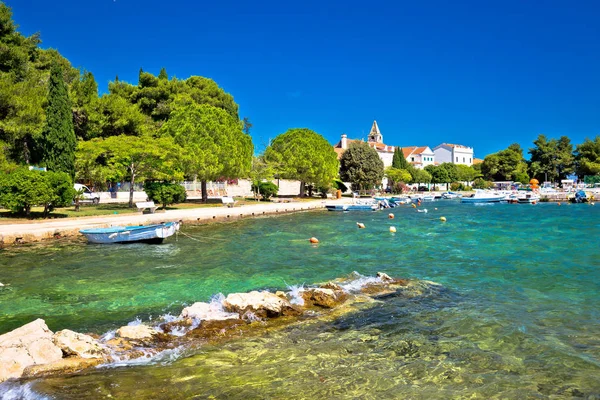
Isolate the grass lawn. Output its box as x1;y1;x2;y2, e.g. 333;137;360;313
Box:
0;197;274;223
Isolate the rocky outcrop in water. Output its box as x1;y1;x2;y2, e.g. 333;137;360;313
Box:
223;290;300;318
0;319;63;382
0;273;435;383
116;325;158;341
180;302;240;321
53;329;108;359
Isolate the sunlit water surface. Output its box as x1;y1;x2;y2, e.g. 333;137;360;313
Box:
0;201;599;399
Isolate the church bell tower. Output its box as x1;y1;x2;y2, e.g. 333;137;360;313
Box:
368;120;383;143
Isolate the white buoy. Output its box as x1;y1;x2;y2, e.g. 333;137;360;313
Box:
389;226;396;233
357;222;365;229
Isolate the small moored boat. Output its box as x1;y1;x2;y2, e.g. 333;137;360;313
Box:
325;204;378;212
461;190;506;204
80;222;180;244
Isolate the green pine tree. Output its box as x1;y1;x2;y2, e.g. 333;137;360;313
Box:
392;147;411;170
158;67;168;80
39;61;76;177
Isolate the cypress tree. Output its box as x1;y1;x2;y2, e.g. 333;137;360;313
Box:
392;147;411;170
158;67;168;80
39;61;76;177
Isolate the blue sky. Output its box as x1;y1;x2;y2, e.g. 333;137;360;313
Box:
7;0;600;158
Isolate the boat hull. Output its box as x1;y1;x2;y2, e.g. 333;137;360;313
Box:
80;222;180;244
326;204;378;211
461;197;504;203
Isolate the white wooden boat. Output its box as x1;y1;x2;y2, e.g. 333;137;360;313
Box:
80;222;180;244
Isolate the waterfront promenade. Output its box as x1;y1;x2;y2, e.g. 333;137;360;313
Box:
0;199;334;246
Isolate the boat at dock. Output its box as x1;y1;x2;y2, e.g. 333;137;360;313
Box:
80;222;180;244
325;203;378;211
461;190;506;204
517;193;540;204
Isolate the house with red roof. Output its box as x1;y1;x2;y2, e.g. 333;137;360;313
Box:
400;146;436;169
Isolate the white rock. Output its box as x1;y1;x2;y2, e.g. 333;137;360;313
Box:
377;272;394;282
53;329;107;359
223;291;293;316
116;325;158;340
180;302;239;321
0;319;63;382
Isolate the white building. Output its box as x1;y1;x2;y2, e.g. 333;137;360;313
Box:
433;143;474;166
333;120;395;167
401;146;436;169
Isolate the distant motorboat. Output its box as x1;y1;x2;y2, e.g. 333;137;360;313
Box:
517;193;540;204
80;222;180;244
442;192;462;199
461;190;505;204
325;204;378;212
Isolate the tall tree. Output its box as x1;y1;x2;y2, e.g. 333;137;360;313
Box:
339;142;384;192
37;61;76;177
242;116;253;135
481;143;528;182
574;136;600;177
160;103;253;202
425;165;450;188
529;134;574;182
264;128;339;197
76;135;182;207
158;67;168;80
392;147;411;170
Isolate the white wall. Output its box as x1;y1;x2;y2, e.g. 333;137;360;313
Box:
433;147;452;163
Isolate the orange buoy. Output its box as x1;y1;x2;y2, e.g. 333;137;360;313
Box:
309;237;319;244
388;213;394;219
440;216;447;222
411;203;417;208
357;222;365;229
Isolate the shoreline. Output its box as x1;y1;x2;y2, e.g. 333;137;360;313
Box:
0;199;338;247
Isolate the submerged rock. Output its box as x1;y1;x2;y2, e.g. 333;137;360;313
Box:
53;329;108;359
180;302;240;321
22;357;104;379
223;291;300;318
116;325;158;341
302;288;347;308
0;319;63;382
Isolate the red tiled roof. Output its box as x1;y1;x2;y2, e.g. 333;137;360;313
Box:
401;146;429;157
473;158;484;164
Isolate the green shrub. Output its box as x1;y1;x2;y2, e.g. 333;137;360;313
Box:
450;182;465;191
143;181;187;209
253;181;278;200
0;168;74;216
472;178;494;189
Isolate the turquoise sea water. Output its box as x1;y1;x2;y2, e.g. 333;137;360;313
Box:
0;201;599;398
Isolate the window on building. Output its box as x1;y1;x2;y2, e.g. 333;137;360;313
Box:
470;158;472;163
456;157;458;162
463;157;465;162
411;157;415;161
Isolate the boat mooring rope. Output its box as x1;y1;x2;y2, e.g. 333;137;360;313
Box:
177;230;228;242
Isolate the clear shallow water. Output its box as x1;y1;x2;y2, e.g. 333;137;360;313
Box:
1;201;599;398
